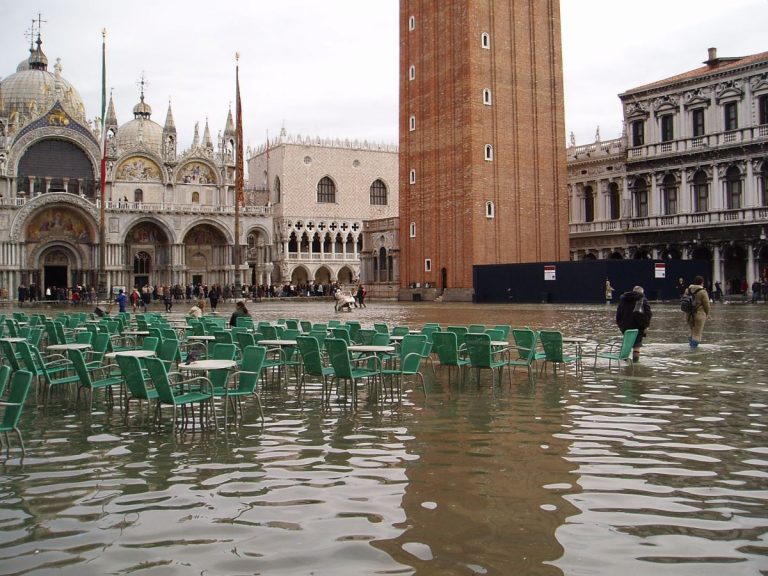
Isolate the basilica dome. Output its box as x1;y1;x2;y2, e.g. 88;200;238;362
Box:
0;39;87;127
116;95;163;156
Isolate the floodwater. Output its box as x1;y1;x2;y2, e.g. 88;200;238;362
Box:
0;300;766;575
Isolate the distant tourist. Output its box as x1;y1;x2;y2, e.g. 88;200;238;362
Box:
188;300;205;318
229;301;250;327
604;278;614;304
685;276;711;348
615;285;651;362
115;289;127;313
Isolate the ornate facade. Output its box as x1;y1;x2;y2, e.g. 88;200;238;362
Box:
0;31;271;298
247;131;398;288
568;48;768;293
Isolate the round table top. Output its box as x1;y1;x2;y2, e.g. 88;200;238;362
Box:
491;341;509;347
347;345;395;353
389;335;404;341
123;330;150;336
181;359;237;370
105;349;156;359
47;343;92;351
0;337;26;343
257;339;298;346
187;335;216;341
563;336;588;343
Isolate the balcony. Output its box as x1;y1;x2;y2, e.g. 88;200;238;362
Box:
102;200;272;216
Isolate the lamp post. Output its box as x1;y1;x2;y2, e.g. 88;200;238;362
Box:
232;52;244;299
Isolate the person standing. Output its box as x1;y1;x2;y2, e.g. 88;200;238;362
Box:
115;289;128;313
17;284;27;307
616;285;652;362
356;284;367;308
604;278;614;304
751;280;761;304
163;287;173;312
685;275;711;348
209;285;220;313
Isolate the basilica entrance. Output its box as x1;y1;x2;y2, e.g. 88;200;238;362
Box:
40;247;76;295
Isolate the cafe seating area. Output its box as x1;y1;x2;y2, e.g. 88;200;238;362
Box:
0;309;626;455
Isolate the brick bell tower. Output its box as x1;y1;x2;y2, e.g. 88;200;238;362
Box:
398;0;570;301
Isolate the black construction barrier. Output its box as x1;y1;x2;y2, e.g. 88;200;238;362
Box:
474;259;711;304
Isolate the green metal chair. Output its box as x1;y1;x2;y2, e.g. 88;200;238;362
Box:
17;342;78;405
296;336;335;399
432;331;469;384
145;357;217;432
325;338;380;406
68;349;122;411
0;365;10;399
539;330;579;375
0;370;33;456
1;340;23;372
594;329;638;371
446;326;468;347
115;353;158;417
381;334;427;402
220;345;266;425
508;328;539;381
468;324;486;334
464;333;510;386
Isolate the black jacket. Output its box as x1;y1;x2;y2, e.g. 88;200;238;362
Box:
616;291;652;332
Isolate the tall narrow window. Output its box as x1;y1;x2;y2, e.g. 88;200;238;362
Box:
409;65;415;81
760;95;768;125
369;179;387;205
693;170;708;212
409;169;416;184
660;115;674;142
408;15;415;31
725;166;742;209
724;102;738;131
761;164;768;207
692;108;705;137
483;88;492;105
584;186;594;222
631;120;644;146
485;201;495;219
191;191;200;204
274;176;281;204
662;174;678;215
608;182;620;220
317;176;336;203
409;115;416;131
484;144;493;161
409;222;416;238
133;188;143;203
633;179;648;218
133;251;151;274
425;259;432;272
481;32;490;49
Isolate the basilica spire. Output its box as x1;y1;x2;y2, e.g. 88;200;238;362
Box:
203;117;213;150
163;99;177;161
224;106;235;138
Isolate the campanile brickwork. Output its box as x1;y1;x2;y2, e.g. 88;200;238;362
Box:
399;0;569;300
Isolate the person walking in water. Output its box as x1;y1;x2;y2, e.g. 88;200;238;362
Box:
685;275;711;348
605;278;614;304
616;285;651;362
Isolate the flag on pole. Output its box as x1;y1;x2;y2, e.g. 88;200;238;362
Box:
235;55;245;207
99;29;108;196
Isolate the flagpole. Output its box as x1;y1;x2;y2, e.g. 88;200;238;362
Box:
233;52;244;299
98;28;108;302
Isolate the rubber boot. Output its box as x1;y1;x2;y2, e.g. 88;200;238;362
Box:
689;339;699;348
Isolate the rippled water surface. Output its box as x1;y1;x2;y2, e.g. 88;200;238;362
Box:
1;301;766;575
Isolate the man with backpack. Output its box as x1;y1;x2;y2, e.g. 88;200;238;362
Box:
616;285;652;362
683;275;711;348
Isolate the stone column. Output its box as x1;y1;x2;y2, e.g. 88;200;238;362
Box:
747;243;755;287
713;245;722;285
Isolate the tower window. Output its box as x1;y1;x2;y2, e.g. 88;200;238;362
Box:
409;169;416;184
409;115;416;131
481;32;490;49
483;88;492;105
485;201;495;219
484;144;494;161
409;65;415;81
408;15;415;31
425;258;432;272
409;222;416;238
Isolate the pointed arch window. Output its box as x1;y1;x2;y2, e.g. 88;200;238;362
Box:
317;176;336;203
274;175;281;204
484;144;494;161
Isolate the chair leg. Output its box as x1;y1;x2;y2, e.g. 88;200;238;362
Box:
14;428;25;456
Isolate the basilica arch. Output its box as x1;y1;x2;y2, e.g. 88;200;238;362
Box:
182;223;230;287
124;219;172;289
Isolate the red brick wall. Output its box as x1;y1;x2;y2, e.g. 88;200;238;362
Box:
399;0;569;292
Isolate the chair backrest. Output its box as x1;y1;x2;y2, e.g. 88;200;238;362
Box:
511;328;538;363
391;326;409;336
331;328;351;344
159;339;180;364
237;345;266;392
285;319;299;331
75;331;93;345
236;315;255;329
400;335;428;373
371;332;391;346
141;337;161;353
309;329;328;350
300;320;312;333
484;328;505;343
260;325;279;340
116;354;152;400
325;338;353;379
356;329;376;345
539;330;565;362
67;349;92;387
0;364;10;399
464;333;494;367
373;323;389;334
148;327;164;342
296;336;325;377
327;319;341;328
91;332;111;355
468;324;486;334
213;330;233;344
432;331;460;365
54;322;68;343
27;327;44;347
345;321;361;342
1;340;21;371
15;341;41;375
446;326;468;347
493;325;511;339
211;342;236;360
1;370;33;429
144;357;176;403
161;328;178;341
619;329;639;359
5;318;18;337
236;331;256;351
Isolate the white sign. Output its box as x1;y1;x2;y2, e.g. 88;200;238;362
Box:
654;263;666;279
544;265;556;281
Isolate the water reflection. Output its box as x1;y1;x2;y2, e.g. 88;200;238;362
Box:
0;302;766;574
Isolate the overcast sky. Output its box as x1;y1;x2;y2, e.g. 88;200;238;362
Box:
2;0;767;153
